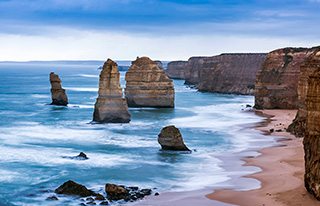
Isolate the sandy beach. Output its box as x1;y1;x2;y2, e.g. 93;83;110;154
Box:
208;109;320;206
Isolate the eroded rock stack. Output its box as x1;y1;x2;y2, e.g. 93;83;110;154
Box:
288;49;320;136
49;72;68;106
254;47;317;109
197;53;267;95
158;125;190;151
93;59;131;123
165;61;188;79
125;57;174;108
304;61;320;199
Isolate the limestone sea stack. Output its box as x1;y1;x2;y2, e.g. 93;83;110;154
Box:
93;59;131;123
197;53;267;95
49;72;68;106
288;48;320;136
254;47;317;109
304;62;320;199
125;57;174;108
158;125;190;151
165;61;188;79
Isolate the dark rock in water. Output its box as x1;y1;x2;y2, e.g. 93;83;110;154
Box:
246;104;252;108
95;194;106;201
276;129;283;132
269;128;274;133
87;201;96;205
86;197;94;201
55;180;96;197
105;183;152;202
49;72;68;106
77;152;88;160
100;201;109;205
158;125;190;151
155;192;159;196
46;196;58;201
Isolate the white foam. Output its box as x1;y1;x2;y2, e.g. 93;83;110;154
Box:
31;94;51;98
78;74;99;78
64;87;98;92
68;104;94;109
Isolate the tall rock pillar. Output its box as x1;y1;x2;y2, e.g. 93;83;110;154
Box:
93;59;131;123
49;72;68;106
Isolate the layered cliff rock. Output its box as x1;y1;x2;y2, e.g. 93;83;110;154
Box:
288;48;320;136
125;57;175;108
154;60;164;71
197;53;267;95
184;57;205;85
254;47;317;109
93;59;131;123
165;61;188;79
49;72;68;106
304;61;320;199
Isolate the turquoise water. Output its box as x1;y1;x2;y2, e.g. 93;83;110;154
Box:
0;62;267;205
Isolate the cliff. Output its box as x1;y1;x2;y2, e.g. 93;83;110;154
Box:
165;61;188;79
125;57;175;108
197;53;267;95
93;59;131;123
184;57;205;85
254;47;317;109
288;48;320;136
304;61;320;199
49;72;68;106
154;60;164;71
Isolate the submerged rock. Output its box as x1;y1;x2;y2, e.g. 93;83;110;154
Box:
93;59;131;123
49;72;68;106
55;180;96;197
125;57;175;108
158;125;190;151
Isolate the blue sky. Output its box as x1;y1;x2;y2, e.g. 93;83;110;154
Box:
0;0;319;61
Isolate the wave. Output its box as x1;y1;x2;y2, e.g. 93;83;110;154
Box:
77;74;99;78
64;87;98;92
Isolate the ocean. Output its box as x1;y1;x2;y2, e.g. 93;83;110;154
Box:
0;62;278;205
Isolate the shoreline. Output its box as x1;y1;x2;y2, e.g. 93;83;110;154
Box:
208;109;319;205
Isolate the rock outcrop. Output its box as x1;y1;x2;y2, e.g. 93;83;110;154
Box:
125;57;175;108
158;125;190;151
197;53;267;95
165;61;188;79
184;57;205;85
154;60;164;71
304;61;320;199
288;48;320;136
93;59;131;123
55;180;96;197
105;183;152;202
254;47;317;109
49;72;68;106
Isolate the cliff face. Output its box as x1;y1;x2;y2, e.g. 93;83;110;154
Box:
93;59;131;123
165;61;188;79
125;57;175;108
288;48;320;136
49;72;68;106
197;53;267;95
304;60;320;199
254;47;316;109
184;57;205;85
154;60;164;71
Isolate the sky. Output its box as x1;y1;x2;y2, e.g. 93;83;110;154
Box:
0;0;319;61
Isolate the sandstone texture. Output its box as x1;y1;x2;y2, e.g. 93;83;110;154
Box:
288;48;320;136
197;53;266;95
254;47;317;109
158;125;190;151
304;59;320;199
93;59;131;123
49;72;68;106
165;61;188;79
125;57;174;108
184;57;205;85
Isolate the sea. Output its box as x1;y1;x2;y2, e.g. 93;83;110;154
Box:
0;62;280;206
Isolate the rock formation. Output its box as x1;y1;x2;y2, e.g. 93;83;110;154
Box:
304;62;320;199
158;125;190;151
125;57;175;108
184;57;205;85
154;60;164;71
165;61;188;79
197;53;267;95
49;72;68;106
288;48;320;136
93;59;131;123
105;183;152;201
254;47;317;109
55;180;96;197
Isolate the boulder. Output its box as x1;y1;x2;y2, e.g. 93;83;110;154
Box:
158;125;190;151
304;63;320;200
165;61;188;79
55;180;96;197
125;57;175;108
254;47;318;109
288;48;320;136
105;184;152;202
49;72;68;106
93;59;131;123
